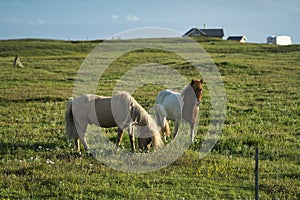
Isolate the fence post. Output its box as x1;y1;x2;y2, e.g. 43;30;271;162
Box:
255;147;259;200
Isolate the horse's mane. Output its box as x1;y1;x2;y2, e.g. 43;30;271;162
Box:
114;92;147;125
116;92;163;148
181;84;192;97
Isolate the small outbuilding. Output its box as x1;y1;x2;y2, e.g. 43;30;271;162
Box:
267;35;292;45
227;36;247;43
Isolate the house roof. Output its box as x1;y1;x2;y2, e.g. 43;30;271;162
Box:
183;28;206;36
199;29;224;38
227;36;246;41
183;28;224;38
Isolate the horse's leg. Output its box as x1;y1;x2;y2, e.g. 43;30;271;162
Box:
116;128;125;147
190;123;195;142
80;136;89;151
173;120;180;138
128;126;135;153
77;130;89;151
75;120;89;152
74;138;80;153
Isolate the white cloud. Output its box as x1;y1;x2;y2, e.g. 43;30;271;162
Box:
112;14;141;23
112;14;120;22
26;18;48;25
37;18;46;24
126;14;140;22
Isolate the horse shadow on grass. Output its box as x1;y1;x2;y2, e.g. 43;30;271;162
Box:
0;140;92;161
0;141;59;154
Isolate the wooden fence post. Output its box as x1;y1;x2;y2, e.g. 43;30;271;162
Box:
14;54;24;67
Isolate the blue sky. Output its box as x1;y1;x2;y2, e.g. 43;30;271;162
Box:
0;0;299;43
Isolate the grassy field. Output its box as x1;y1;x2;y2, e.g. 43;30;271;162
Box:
0;38;299;199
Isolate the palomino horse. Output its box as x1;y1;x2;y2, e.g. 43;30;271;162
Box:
155;79;203;141
65;92;163;154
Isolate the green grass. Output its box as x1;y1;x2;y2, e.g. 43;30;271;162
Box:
0;39;299;199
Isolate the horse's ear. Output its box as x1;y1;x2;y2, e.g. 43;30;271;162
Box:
200;79;203;84
191;79;194;85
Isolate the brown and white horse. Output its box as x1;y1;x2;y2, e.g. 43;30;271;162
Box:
65;92;163;154
155;79;203;141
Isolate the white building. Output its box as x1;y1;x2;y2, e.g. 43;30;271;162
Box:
267;35;292;45
227;36;247;43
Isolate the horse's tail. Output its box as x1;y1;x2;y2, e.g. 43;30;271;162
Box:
65;98;78;140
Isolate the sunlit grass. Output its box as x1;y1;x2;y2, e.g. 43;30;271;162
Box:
0;39;299;199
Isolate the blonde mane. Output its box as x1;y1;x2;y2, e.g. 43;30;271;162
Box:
114;92;153;127
116;92;164;150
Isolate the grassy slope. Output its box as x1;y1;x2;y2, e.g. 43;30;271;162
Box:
0;39;299;199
